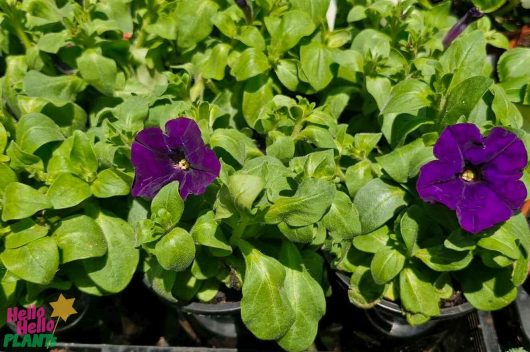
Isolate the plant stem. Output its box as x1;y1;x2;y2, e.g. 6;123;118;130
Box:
230;215;249;246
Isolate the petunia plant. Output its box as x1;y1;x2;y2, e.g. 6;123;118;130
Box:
327;28;530;325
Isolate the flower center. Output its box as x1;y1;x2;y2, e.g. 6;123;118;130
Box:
461;169;476;182
170;150;190;171
177;159;190;170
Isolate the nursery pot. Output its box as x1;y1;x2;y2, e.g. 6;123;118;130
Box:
515;278;530;345
335;272;474;338
143;278;247;347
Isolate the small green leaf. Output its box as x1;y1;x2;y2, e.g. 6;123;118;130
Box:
53;215;107;263
458;260;517;311
240;241;295;340
300;41;333;91
23;70;86;106
345;160;374;197
266;10;316;54
155;227;195;271
243;75;273;129
227;174;264;212
70;131;98;179
354;179;407;234
5;219;48;249
353;226;391;253
399;265;440;317
265;179;335;227
348;265;386;308
0;237;59;284
151;181;184;229
0;164;17;197
76;49;122;96
16;113;64;153
228;48;270;81
381;80;433;115
47;173;92;209
478;227;521;260
371;248;406;284
91;169;130;198
2;182;51;221
415;245;473;271
321;191;362;240
190;211;232;256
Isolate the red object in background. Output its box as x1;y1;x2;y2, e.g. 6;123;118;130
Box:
123;32;132;41
509;25;530;48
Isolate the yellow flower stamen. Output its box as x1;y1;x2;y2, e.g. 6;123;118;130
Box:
177;159;190;170
461;169;475;182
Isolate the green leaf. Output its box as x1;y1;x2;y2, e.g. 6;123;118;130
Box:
458;260;517;310
47;173;92;209
237;26;266;50
191;248;221;280
478;226;521;260
70;131;98;179
151;181;184;229
53;215;107;263
371;248;406;284
240;156;294;202
210;129;262;166
2;182;51;221
76;49;122;96
0;237;59;284
37;32;68;53
353;226;391;253
16;113;64;153
266;10;316;54
345;160;374;197
444;230;477;251
91;169;130;198
111;96;150;132
83;212;139;293
376;138;434;184
321;191;362;240
190;211;232;256
277;242;325;352
6;142;44;173
275;59;300;91
0;164;17;197
278;222;320;244
354;179;407;234
472;0;507;13
265;179;335;227
4;219;48;249
300;149;336;180
174;0;219;50
498;48;530;84
348;265;386;308
240;242;295;340
399;265;440;317
440;31;487;89
415;245;473;271
381;80;433;115
491;85;523;128
300;41;333;91
290;0;330;25
227;174;264;212
399;206;424;256
441;76;493;126
296;125;336;149
194;43;231;80
228;48;270;81
243;75;273;128
23;70;86;106
155;227;195;272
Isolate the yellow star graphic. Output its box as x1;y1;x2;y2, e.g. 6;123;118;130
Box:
49;294;77;322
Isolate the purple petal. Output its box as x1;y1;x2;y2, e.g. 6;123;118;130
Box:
134;128;171;155
456;183;513;234
485;179;527;210
188;147;222;175
417;160;465;210
131;142;178;199
179;169;218;200
164;117;205;156
435;123;485;166
482;128;528;176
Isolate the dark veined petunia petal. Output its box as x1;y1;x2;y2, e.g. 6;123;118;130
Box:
134;127;172;155
131;142;180;199
481;127;528;175
485;179;527;210
164;117;205;156
434;123;484;167
417;160;465;210
456;182;513;234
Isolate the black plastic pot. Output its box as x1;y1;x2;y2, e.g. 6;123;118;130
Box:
335;271;474;338
515;285;530;345
54;343;240;351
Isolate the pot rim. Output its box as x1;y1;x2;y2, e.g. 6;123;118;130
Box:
335;271;474;320
143;276;241;315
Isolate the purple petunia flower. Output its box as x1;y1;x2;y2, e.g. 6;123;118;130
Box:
442;7;483;48
417;123;528;234
131;117;221;200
